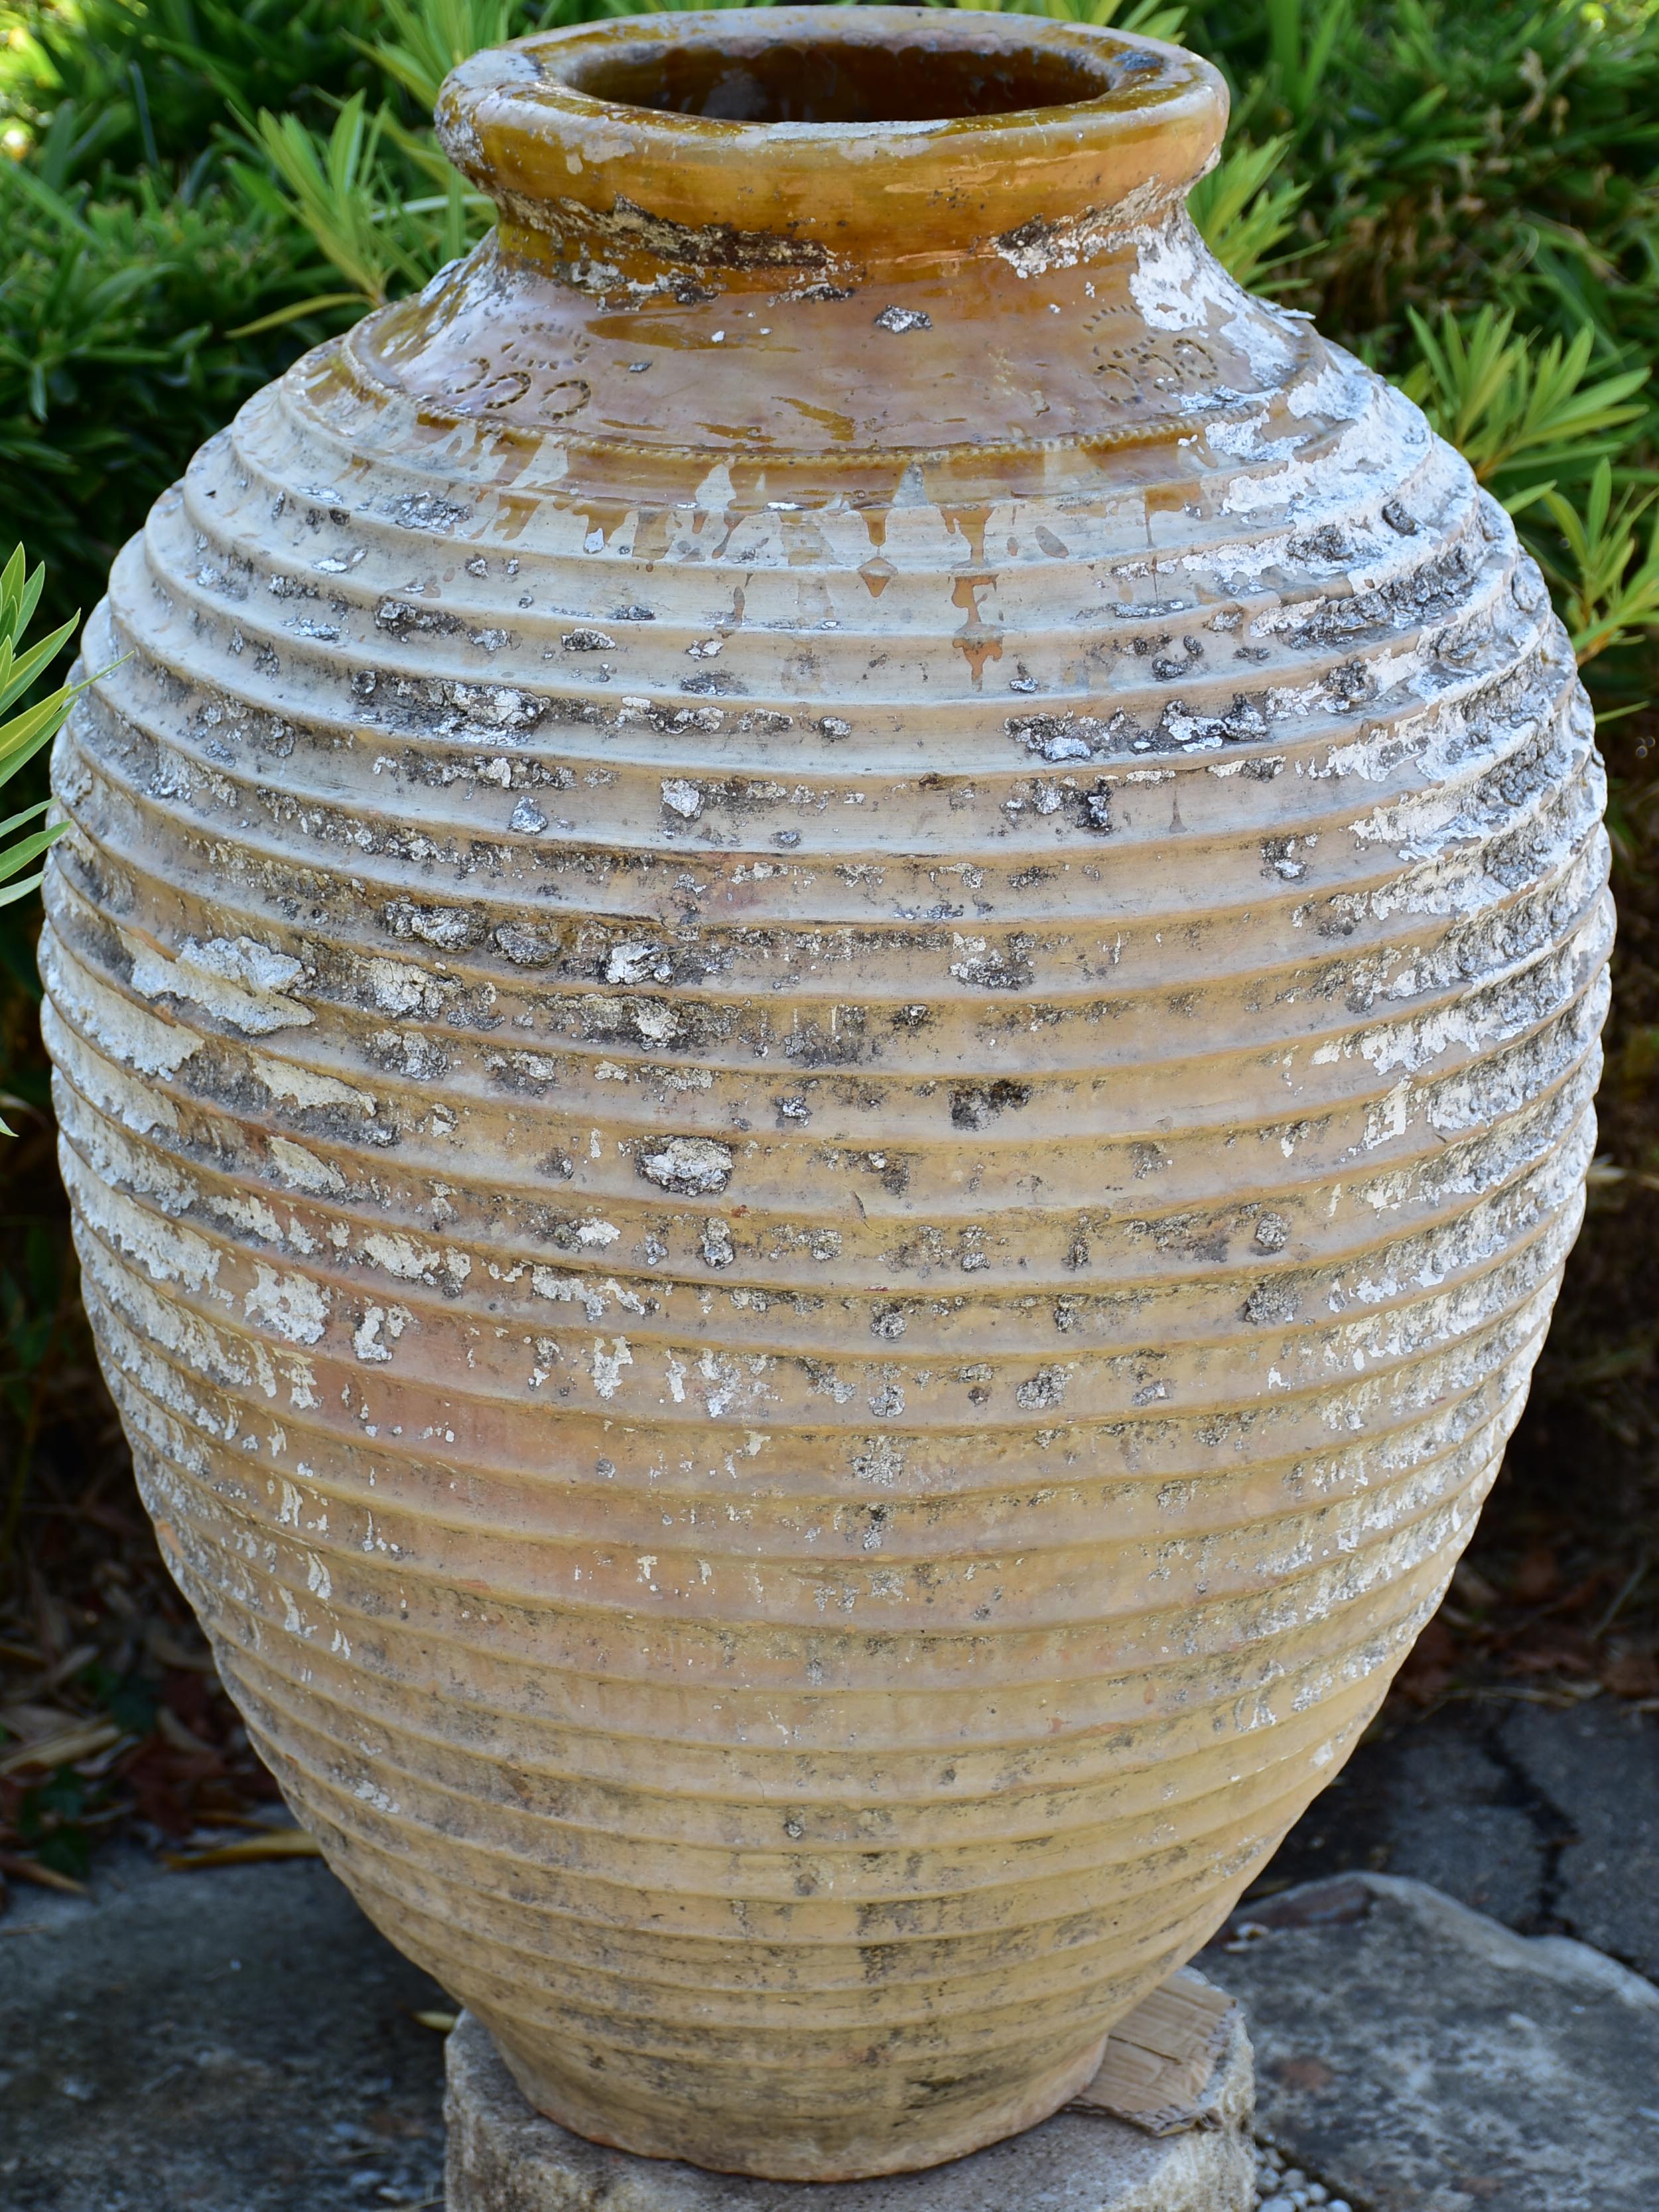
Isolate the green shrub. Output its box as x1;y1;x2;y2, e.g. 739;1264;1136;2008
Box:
3;0;1659;1587
3;0;1657;1044
0;548;77;1003
1189;0;1659;362
7;0;1656;657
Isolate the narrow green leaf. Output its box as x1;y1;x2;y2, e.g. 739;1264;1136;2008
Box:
0;869;51;910
0;799;54;843
0;823;67;886
227;293;374;337
0;618;78;717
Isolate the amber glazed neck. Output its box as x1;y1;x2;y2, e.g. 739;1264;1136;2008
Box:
434;7;1228;293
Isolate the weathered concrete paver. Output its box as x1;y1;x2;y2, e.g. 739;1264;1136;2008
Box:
1251;1697;1659;1978
1376;1722;1554;1927
1205;1873;1659;2212
0;1846;447;2212
1499;1700;1659;1978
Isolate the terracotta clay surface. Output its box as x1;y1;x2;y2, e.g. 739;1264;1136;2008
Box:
42;6;1609;2182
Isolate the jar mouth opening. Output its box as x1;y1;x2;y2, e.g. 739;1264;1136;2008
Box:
561;32;1124;129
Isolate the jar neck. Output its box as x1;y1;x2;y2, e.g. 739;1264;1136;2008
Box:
434;8;1227;299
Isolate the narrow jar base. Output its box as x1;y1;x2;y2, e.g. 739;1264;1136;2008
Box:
485;2016;1114;2182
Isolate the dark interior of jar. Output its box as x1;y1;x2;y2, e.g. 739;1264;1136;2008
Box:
567;36;1120;124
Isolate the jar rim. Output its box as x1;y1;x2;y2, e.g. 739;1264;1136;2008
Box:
435;7;1228;285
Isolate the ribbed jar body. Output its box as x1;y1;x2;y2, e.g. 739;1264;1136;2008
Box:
42;9;1608;2181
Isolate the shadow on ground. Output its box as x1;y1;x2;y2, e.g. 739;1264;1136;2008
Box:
1;1848;448;2211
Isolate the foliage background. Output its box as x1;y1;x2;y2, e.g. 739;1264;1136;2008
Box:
2;0;1658;1892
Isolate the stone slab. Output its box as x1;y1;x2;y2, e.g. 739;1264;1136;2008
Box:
0;1842;447;2211
1500;1699;1659;1978
1377;1720;1550;1927
1204;1872;1659;2212
444;1992;1256;2212
1245;1695;1659;1968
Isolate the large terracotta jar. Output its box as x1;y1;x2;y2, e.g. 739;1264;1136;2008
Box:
42;5;1608;2182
